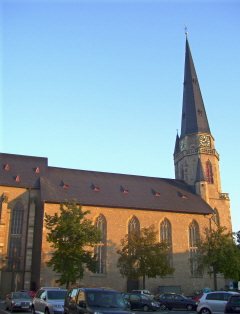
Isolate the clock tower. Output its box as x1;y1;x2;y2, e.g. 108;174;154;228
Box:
174;38;230;222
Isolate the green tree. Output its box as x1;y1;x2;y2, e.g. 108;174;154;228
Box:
45;199;101;288
196;226;240;290
116;225;175;289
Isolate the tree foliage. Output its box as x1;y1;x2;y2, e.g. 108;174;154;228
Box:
116;225;175;289
196;226;240;290
44;199;101;288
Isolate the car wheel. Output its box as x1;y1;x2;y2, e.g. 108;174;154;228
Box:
200;308;211;314
160;304;167;310
143;305;149;312
168;307;172;310
45;309;50;314
187;304;193;311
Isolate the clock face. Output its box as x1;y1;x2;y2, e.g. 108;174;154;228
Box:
199;135;211;147
180;138;186;151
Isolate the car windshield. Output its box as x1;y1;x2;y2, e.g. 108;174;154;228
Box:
87;291;125;308
13;293;32;299
47;291;66;300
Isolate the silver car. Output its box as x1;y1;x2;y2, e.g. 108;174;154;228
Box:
197;291;238;314
5;291;33;312
32;288;67;314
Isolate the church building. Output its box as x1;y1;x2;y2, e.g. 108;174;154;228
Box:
0;38;232;297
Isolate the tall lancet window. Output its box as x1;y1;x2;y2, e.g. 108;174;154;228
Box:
212;208;220;226
8;201;24;270
180;165;184;180
128;216;140;235
206;160;213;184
94;214;106;274
189;220;200;275
160;218;173;267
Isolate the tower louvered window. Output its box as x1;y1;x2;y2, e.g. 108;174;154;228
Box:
189;220;199;275
160;218;173;267
94;214;106;274
206;160;213;184
8;201;24;270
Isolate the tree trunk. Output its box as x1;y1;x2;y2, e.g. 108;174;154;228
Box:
142;274;146;289
213;270;217;290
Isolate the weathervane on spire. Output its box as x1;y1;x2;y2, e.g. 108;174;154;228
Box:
183;24;188;36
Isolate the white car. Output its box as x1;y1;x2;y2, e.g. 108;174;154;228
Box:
32;288;67;314
197;291;238;314
131;290;155;300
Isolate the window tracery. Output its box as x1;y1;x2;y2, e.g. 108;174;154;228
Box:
94;214;106;274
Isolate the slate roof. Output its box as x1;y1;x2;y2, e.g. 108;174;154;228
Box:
0;153;48;188
180;38;211;138
0;152;213;215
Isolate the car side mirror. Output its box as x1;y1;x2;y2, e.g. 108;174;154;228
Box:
78;300;86;308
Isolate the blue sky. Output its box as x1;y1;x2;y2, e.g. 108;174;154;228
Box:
1;0;240;232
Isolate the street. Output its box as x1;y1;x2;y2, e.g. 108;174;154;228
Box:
0;301;197;314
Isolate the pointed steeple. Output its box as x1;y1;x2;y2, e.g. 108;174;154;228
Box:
180;38;211;138
174;133;180;154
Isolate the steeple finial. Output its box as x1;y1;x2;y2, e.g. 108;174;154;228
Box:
183;24;188;36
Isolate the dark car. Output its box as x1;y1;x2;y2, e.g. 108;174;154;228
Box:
123;293;160;312
157;293;198;311
64;287;131;314
18;290;36;298
5;291;33;312
225;294;240;314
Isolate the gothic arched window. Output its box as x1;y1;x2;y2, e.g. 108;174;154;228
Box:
212;208;220;226
128;216;140;234
206;160;213;184
94;214;106;274
8;201;24;270
160;218;173;267
189;220;200;275
180;165;184;180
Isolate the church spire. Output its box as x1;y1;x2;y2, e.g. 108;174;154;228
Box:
180;38;211;138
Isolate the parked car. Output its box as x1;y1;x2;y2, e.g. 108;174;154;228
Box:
224;294;240;314
123;293;160;311
32;288;67;314
5;291;33;312
157;293;198;311
131;290;155;300
197;291;239;314
18;290;36;298
64;286;131;314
